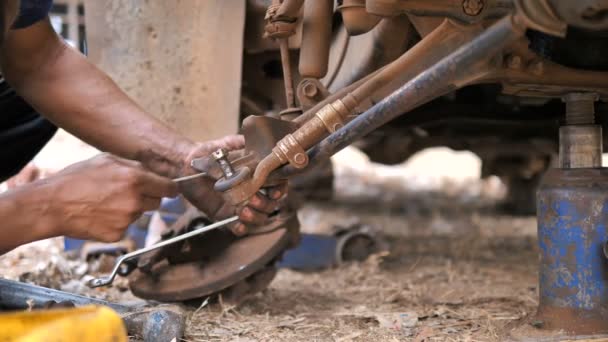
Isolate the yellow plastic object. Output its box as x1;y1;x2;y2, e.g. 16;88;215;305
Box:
0;305;127;342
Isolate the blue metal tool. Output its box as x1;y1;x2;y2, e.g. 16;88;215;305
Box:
512;93;608;340
535;169;608;336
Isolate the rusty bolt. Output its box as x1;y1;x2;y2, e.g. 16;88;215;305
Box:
302;81;319;98
462;0;484;16
506;55;522;69
529;60;544;76
294;153;307;165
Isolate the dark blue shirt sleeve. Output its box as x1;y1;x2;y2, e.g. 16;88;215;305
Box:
12;0;53;29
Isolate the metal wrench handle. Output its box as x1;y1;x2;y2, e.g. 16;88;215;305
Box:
172;172;207;183
87;215;239;288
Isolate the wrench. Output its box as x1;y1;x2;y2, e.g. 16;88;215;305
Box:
87;215;239;288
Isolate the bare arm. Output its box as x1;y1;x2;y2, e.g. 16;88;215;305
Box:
0;17;285;236
0;18;194;177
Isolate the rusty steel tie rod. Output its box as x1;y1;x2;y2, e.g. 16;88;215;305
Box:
87;215;239;288
275;15;528;178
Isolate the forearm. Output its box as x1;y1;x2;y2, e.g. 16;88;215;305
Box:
0;183;56;254
1;20;195;177
21;50;192;176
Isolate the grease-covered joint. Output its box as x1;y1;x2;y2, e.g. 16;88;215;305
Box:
264;20;297;39
273;134;309;168
264;0;302;39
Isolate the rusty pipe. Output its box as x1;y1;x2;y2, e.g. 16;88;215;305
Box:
251;152;284;193
277;15;527;176
299;0;334;78
294;67;384;125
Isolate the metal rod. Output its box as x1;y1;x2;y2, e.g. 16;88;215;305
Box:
276;15;526;177
87;216;239;288
172;172;207;183
280;39;296;108
0;278;130;313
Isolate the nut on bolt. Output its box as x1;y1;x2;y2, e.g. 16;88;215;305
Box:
463;0;484;16
294;153;307;165
302;81;319;98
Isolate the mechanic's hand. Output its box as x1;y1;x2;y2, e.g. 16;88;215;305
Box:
46;153;178;242
177;135;287;236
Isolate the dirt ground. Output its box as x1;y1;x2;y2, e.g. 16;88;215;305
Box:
182;202;537;342
0;139;540;341
182;153;538;342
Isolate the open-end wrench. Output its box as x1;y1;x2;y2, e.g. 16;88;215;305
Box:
87;215;239;288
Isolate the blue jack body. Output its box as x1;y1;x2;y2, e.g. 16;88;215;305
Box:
535;168;608;336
